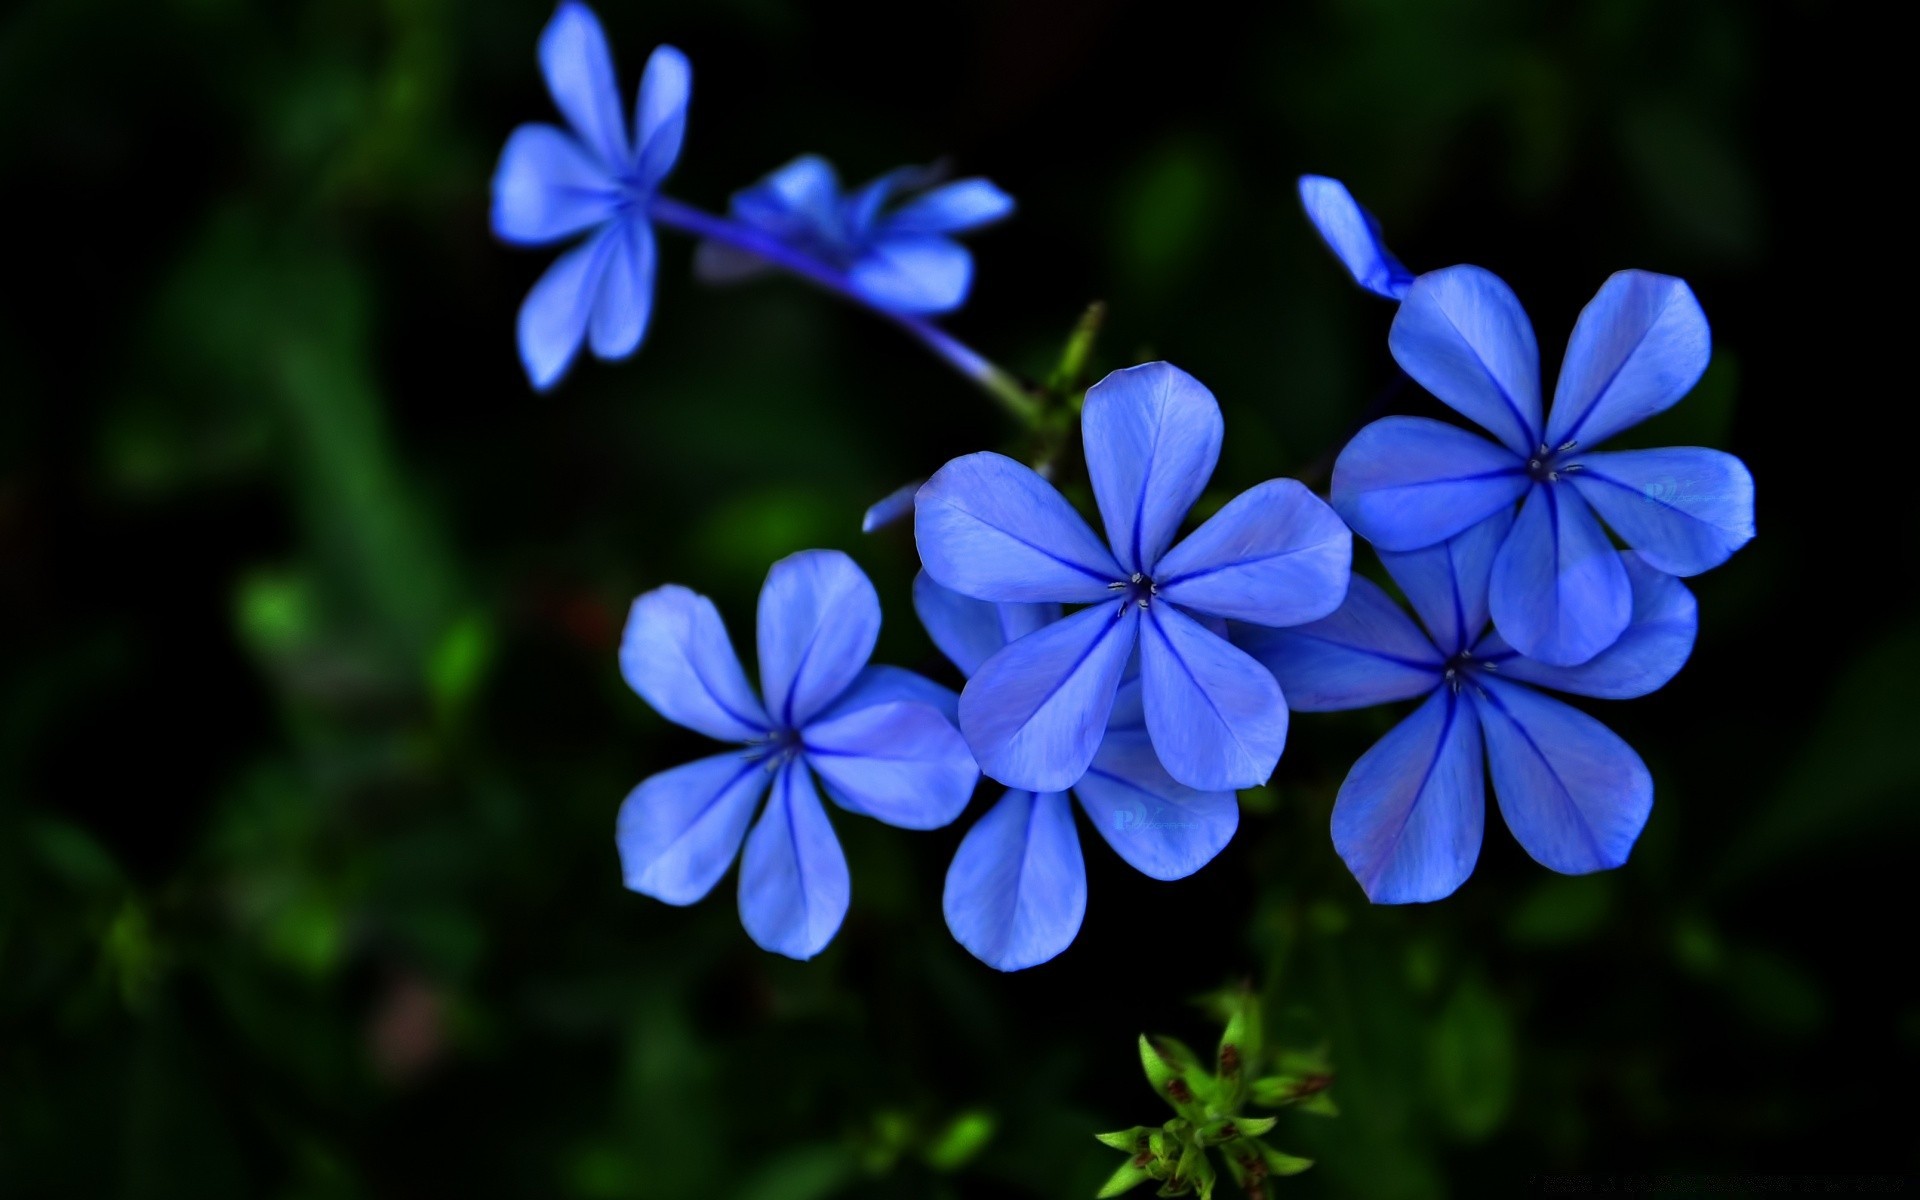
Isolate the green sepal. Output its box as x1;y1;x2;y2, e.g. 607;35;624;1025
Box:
1208;982;1264;1089
1257;1142;1314;1177
1139;1034;1212;1118
1095;1126;1154;1153
1096;1160;1154;1198
1198;1115;1276;1145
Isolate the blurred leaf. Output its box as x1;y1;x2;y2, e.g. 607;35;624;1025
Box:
923;1108;997;1171
733;1144;855;1200
1617;100;1763;262
1504;876;1613;946
1425;975;1514;1142
1113;140;1222;295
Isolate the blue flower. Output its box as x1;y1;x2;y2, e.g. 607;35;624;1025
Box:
491;3;690;391
616;550;978;959
695;156;1014;314
914;574;1237;971
1297;175;1413;301
1332;265;1754;665
915;362;1353;793
1236;509;1698;903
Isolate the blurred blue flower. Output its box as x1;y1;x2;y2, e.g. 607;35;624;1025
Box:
491;3;689;390
695;156;1014;314
914;574;1237;971
915;362;1352;793
617;550;978;960
1332;266;1754;666
1297;175;1413;300
1237;509;1698;903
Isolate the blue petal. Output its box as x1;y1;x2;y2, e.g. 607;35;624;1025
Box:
942;790;1086;971
1074;730;1238;880
1331;688;1485;904
1377;507;1514;657
848;235;973;313
915;452;1122;604
1233;578;1441;712
1154;479;1352;627
886;179;1016;235
587;218;656;361
1389;266;1543;456
735;155;843;232
1296;175;1413;301
619;584;770;740
1545;271;1711;450
756;550;880;728
632;44;690;187
1490;484;1631;667
860;480;923;534
959;603;1140;792
737;759;849;959
1331;416;1529;551
912;571;1060;678
538;2;630;170
842;165;933;238
1477;552;1696;699
1106;672;1145;731
803;700;979;830
617;750;768;904
1140;603;1286;791
1570;447;1755;577
1470;677;1652;875
1081;363;1223;575
490;124;617;246
517;227;615;391
816;664;958;724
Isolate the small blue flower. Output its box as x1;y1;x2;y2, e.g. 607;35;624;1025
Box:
915;362;1353;794
1297;175;1413;301
915;574;1237;971
695;156;1014;314
1236;509;1698;903
617;550;978;960
491;3;690;390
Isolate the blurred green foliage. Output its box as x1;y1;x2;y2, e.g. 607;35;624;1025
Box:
1;0;1912;1196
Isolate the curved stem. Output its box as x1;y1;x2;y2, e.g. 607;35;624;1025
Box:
648;195;1041;426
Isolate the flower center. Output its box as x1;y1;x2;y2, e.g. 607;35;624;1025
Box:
1441;650;1491;694
1525;441;1585;484
746;727;804;769
1108;572;1158;610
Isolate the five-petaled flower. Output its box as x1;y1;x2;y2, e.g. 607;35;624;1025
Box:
695;156;1014;314
915;362;1353;794
617;550;979;959
491;3;690;391
1236;509;1698;902
914;574;1238;971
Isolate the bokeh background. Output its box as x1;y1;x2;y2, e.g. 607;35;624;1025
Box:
3;1;1913;1196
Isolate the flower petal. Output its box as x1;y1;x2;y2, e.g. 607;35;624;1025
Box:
517;228;614;391
1569;447;1755;577
886;178;1016;235
632;44;691;187
1377;507;1514;657
915;451;1122;603
1081;362;1223;575
1545;271;1711;450
1389;266;1543;455
848;235;973;313
1470;676;1652;875
942;790;1085;971
816;664;958;724
1296;175;1413;301
1331;688;1485;904
1140;603;1287;791
1154;479;1352;627
1331;416;1529;551
1233;578;1441;712
860;480;923;534
756;550;880;728
620;584;770;740
1073;730;1238;880
617;750;768;904
538;2;629;170
734;154;843;235
912;571;1060;678
587;218;657;361
803;700;980;830
490;124;617;246
1478;552;1696;699
1489;484;1631;667
737;759;849;959
959;603;1140;792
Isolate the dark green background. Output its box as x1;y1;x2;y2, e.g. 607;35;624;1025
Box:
3;1;1912;1196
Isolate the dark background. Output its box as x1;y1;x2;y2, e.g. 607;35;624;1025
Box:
3;1;1913;1196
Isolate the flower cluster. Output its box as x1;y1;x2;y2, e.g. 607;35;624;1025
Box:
493;10;1756;961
